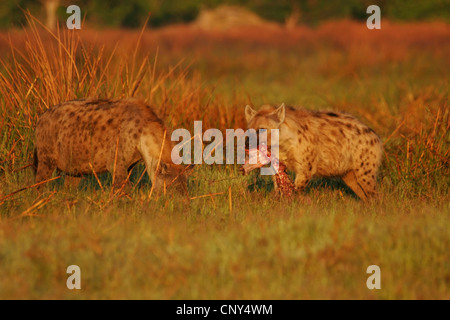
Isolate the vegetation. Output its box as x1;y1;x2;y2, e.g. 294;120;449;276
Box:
0;13;448;299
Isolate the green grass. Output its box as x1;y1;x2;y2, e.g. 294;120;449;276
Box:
0;18;449;299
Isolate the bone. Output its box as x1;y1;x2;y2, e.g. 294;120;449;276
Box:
240;144;295;198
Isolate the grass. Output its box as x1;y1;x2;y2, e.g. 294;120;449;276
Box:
0;16;449;299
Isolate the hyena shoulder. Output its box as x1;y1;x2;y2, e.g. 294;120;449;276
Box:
286;107;380;140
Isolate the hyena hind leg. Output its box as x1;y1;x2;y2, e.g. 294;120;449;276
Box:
342;170;377;201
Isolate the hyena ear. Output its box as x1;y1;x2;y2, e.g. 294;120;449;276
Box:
272;103;286;124
245;105;257;123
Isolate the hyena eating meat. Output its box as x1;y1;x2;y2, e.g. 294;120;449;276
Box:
245;104;383;201
33;98;187;192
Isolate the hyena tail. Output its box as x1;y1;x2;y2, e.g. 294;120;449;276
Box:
31;148;38;175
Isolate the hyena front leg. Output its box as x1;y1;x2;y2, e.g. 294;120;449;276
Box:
342;170;368;201
139;139;165;192
291;164;313;204
294;171;311;191
289;149;315;192
292;161;313;192
354;169;378;200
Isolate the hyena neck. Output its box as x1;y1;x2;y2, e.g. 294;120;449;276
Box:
277;122;297;154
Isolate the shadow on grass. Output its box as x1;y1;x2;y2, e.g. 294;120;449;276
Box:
51;163;153;191
49;163;358;200
247;171;359;199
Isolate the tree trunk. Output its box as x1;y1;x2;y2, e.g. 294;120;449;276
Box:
43;0;60;31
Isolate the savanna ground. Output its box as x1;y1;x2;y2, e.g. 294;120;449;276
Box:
0;16;449;299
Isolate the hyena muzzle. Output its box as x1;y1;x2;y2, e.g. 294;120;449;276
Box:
245;103;383;201
33;98;187;193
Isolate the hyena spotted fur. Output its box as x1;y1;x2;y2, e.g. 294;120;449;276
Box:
245;104;383;201
33;98;186;192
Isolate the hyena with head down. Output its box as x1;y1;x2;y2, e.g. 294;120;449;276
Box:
33;98;186;192
245;104;383;201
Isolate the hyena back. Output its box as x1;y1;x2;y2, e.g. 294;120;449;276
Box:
245;104;383;201
34;98;186;192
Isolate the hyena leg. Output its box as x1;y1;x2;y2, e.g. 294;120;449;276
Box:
342;170;376;201
293;165;312;192
290;165;313;204
146;158;167;192
138;142;164;192
342;170;367;201
354;169;378;200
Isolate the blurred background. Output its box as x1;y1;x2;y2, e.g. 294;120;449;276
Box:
1;0;449;30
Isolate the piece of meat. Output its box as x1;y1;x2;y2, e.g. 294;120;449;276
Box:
241;143;295;197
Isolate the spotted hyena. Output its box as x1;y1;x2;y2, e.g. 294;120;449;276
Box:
33;98;186;192
245;104;383;201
